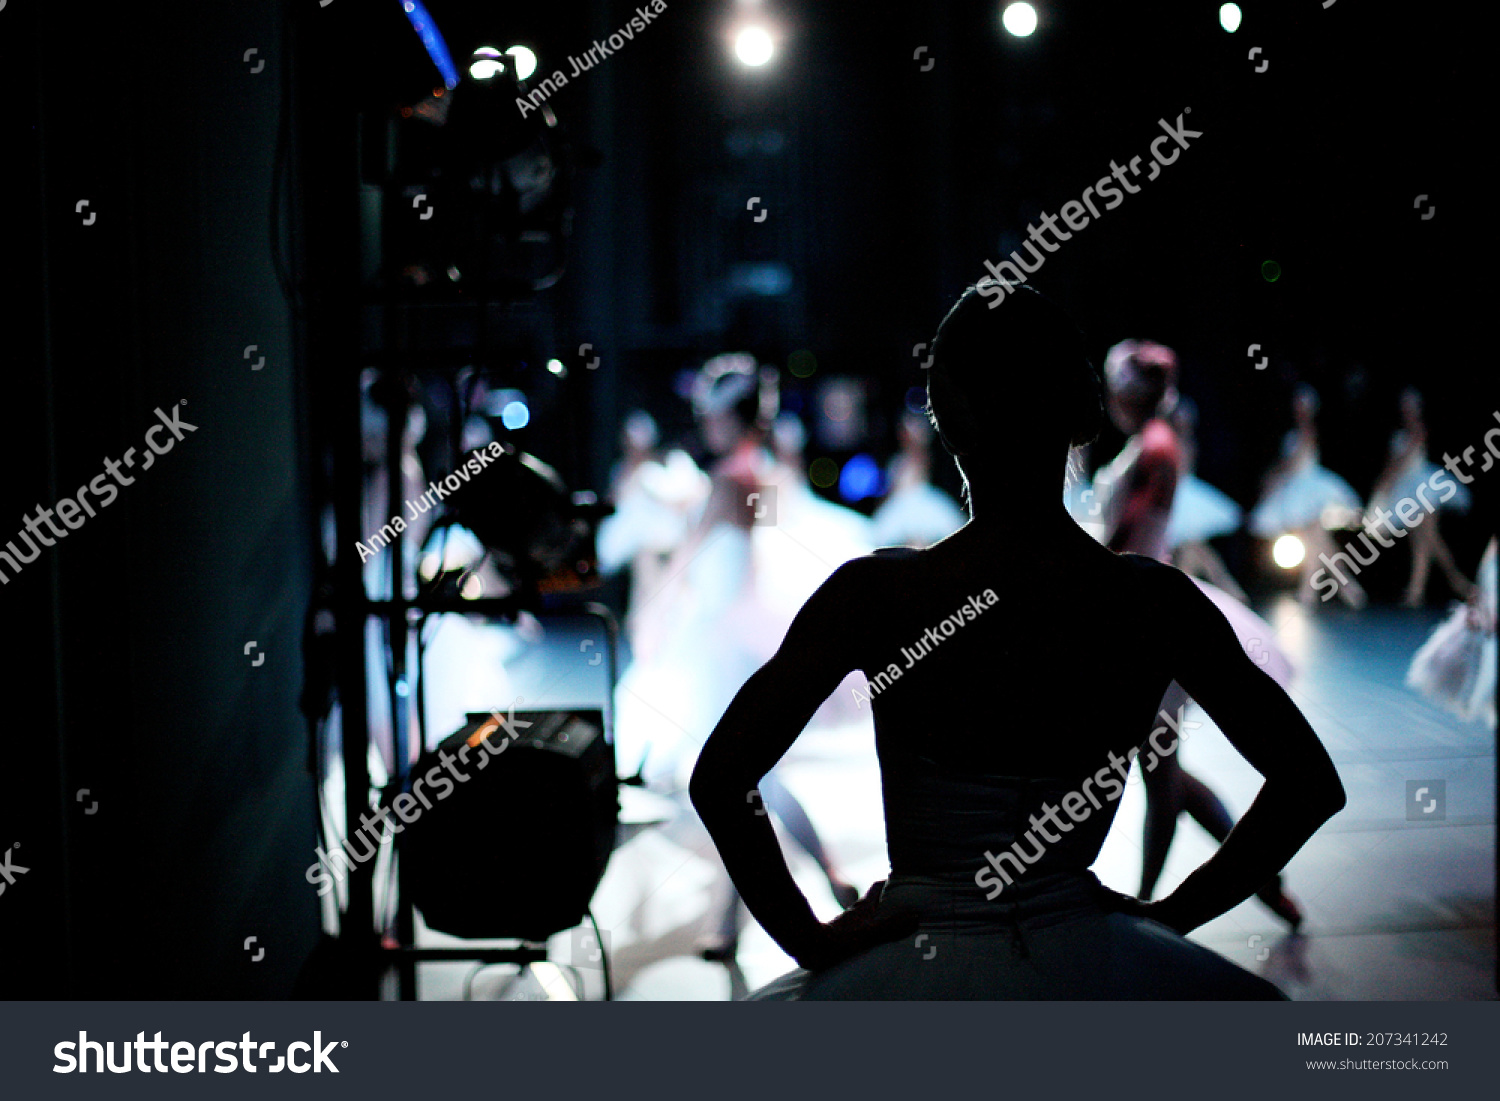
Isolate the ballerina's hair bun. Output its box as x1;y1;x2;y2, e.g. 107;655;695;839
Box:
1103;338;1179;424
692;353;779;430
925;281;1103;456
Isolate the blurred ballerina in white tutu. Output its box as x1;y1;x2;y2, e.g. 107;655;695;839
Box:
1249;384;1366;608
1369;388;1474;607
608;357;860;964
596;410;711;667
1407;538;1496;728
1166;397;1248;603
872;409;966;549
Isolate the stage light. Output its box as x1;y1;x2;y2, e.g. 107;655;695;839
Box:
546;358;567;377
501;400;531;430
734;25;775;66
468;46;505;81
1219;4;1242;33
404;709;616;940
1273;534;1306;570
506;45;539;81
1001;2;1038;38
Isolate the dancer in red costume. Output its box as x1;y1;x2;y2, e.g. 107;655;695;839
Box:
1098;340;1303;928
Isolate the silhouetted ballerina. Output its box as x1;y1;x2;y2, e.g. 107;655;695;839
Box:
691;285;1344;998
1096;340;1302;929
1368;388;1474;607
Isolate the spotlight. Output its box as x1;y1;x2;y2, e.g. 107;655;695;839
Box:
1273;534;1306;570
468;46;505;81
1219;4;1242;33
734;25;775;66
1001;2;1038;38
403;709;617;940
506;45;539;81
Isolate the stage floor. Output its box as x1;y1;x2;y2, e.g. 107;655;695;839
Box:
402;596;1495;1001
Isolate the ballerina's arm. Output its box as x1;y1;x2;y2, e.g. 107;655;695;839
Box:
690;558;913;968
1145;567;1346;935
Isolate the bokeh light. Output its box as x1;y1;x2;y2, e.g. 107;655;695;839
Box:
808;457;839;489
788;350;817;378
839;453;883;502
734;25;775;66
505;45;538;80
501;400;530;430
1001;3;1038;37
1273;534;1306;570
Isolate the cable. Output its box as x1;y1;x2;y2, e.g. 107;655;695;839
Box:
587;908;614;1001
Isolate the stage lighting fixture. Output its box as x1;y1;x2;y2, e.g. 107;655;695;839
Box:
506;45;539;81
440;444;609;601
402;709;618;940
1002;2;1038;38
468;46;506;81
1273;534;1306;570
1219;4;1243;33
734;25;775;66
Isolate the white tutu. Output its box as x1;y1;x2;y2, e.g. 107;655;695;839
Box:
1167;475;1242;547
872;483;966;548
596;451;707;574
614;523;773;787
1250;439;1362;537
1369;452;1471;535
614;473;876;788
1406;540;1496;728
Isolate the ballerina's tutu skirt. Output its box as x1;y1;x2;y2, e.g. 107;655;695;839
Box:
1407;542;1497;728
1370;459;1472;534
1405;610;1495;727
1249;464;1363;537
1167;475;1242;547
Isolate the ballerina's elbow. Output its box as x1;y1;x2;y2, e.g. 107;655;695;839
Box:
688;757;740;822
1289;770;1346;824
1318;774;1348;818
